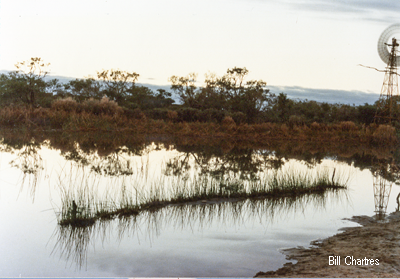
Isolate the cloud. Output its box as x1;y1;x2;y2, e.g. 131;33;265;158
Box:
290;0;399;13
276;0;400;23
268;85;380;105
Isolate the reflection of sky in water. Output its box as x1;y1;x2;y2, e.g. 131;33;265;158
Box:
0;144;398;277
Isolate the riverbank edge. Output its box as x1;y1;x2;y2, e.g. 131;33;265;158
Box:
255;212;400;278
0;106;397;147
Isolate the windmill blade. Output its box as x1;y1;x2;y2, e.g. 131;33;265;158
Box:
377;23;400;65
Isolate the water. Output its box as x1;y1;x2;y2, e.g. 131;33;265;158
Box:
0;133;398;277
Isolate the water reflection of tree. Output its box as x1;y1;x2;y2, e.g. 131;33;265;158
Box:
164;145;285;180
61;144;164;177
2;130;400;176
91;149;134;176
52;187;347;270
9;139;44;199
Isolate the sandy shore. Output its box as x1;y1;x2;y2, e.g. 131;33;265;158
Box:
255;212;400;278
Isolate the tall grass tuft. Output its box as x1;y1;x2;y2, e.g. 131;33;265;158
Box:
56;166;349;227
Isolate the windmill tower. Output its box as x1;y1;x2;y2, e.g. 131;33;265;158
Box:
373;169;392;220
375;24;400;123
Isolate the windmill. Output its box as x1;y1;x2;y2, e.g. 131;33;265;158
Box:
374;24;400;123
372;168;392;220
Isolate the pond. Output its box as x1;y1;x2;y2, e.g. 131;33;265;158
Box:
0;131;399;277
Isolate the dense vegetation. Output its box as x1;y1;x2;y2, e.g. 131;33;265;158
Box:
0;57;398;145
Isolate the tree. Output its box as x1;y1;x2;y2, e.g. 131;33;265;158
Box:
154;89;174;108
169;67;273;122
206;67;273;123
64;78;102;102
0;58;51;107
168;73;198;107
0;74;15;105
97;69;139;103
357;103;376;124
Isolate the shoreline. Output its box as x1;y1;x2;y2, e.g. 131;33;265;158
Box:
255;212;400;278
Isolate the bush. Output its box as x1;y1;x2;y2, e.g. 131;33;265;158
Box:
167;110;178;122
310;122;321;131
0;107;26;127
177;108;202;122
123;108;146;120
339;121;357;131
51;97;80;112
253;122;274;133
229;112;246;125
82;96;123;115
221;116;236;131
280;123;289;135
372;124;397;145
288;115;305;128
201;109;226;123
236;123;255;134
146;108;170;120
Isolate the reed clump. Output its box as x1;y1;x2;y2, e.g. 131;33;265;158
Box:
57;167;348;227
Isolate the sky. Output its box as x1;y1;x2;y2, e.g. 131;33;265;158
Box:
1;0;400;104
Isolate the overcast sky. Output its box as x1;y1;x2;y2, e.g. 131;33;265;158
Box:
1;0;400;103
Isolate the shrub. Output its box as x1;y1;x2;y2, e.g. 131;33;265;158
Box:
123;108;146;120
49;109;69;128
167;110;178;122
253;122;273;133
0;107;26;127
177;108;202;122
221;116;236;131
236;123;255;134
310;122;321;131
178;122;192;135
288;115;305;128
51;97;80;112
372;124;397;145
98;97;123;115
230;112;246;125
146;108;169;120
82;96;123;116
201;109;226;123
339;121;357;131
280;123;289;135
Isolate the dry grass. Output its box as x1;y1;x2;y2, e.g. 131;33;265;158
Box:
52;97;80;112
339;121;358;131
372;124;397;145
0;106;398;146
221;116;236;131
82;97;123;116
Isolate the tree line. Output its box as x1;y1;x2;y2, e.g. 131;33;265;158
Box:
0;57;383;125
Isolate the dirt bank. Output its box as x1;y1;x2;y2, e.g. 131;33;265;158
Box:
255;212;400;278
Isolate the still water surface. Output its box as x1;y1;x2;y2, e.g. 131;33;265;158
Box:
0;137;398;277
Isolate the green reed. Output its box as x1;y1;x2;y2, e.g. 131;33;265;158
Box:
53;187;348;270
56;166;349;227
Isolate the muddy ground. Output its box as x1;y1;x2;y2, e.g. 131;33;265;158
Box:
255;211;400;278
